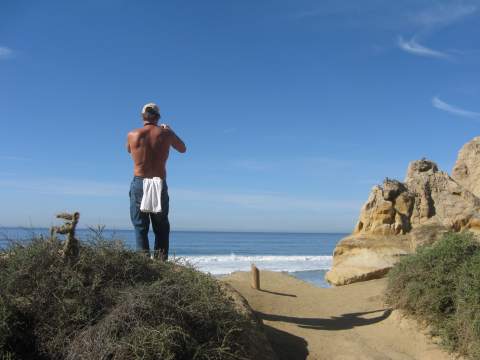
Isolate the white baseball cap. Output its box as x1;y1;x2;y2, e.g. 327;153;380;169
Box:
142;103;160;116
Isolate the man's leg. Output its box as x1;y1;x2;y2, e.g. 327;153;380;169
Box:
129;177;150;255
151;183;170;260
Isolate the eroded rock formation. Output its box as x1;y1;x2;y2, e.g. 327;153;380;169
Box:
353;179;413;236
326;139;480;286
453;136;480;198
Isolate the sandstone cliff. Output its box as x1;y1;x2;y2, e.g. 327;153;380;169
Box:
326;139;480;286
453;136;480;197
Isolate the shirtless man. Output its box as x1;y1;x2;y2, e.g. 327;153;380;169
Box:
126;103;186;259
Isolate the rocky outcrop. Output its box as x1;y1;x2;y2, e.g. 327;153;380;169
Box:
405;159;480;231
353;179;413;236
326;142;480;286
325;234;412;286
453;136;480;197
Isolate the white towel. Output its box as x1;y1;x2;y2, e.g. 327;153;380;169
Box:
140;177;163;213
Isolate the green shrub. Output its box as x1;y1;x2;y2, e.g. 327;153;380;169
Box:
453;250;480;358
386;231;480;358
0;236;255;360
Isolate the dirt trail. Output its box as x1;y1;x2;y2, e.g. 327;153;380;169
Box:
223;271;455;360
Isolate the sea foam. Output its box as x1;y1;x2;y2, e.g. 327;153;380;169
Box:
177;254;333;275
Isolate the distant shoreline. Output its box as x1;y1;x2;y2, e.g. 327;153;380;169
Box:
0;226;349;235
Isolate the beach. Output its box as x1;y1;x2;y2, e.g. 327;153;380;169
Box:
224;271;455;360
0;228;467;359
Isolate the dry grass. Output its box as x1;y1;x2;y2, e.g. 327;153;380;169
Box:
0;234;257;360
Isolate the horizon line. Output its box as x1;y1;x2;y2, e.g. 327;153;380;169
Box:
0;225;350;235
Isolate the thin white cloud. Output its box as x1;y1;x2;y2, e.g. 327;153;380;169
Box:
172;188;362;212
0;155;31;161
412;3;477;28
223;128;237;134
432;97;480;119
295;9;324;19
399;3;477;60
0;176;362;212
0;46;13;60
398;36;450;59
0;178;126;197
233;159;273;172
233;156;351;172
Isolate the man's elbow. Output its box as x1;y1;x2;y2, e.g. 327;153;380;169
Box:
179;145;187;153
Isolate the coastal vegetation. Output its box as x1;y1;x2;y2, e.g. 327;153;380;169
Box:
386;231;480;359
0;232;260;360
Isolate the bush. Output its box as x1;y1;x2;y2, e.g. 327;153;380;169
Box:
0;236;256;360
385;231;480;358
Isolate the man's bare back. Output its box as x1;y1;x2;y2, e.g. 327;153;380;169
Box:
127;124;186;178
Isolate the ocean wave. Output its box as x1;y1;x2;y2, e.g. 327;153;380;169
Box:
176;254;333;275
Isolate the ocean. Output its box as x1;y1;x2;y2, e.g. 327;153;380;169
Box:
0;228;344;288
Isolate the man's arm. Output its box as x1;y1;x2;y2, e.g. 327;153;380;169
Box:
171;132;186;153
126;133;131;153
161;125;186;153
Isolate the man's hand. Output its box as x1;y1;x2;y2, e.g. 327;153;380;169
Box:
160;124;171;130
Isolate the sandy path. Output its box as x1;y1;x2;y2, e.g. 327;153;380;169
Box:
223;271;455;360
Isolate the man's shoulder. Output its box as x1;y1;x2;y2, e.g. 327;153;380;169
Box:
128;127;147;136
161;127;174;136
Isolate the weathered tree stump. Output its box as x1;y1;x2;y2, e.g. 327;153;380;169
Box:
50;212;80;262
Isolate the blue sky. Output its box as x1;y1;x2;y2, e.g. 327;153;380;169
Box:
1;0;480;232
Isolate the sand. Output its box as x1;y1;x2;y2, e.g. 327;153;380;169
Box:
223;271;456;360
